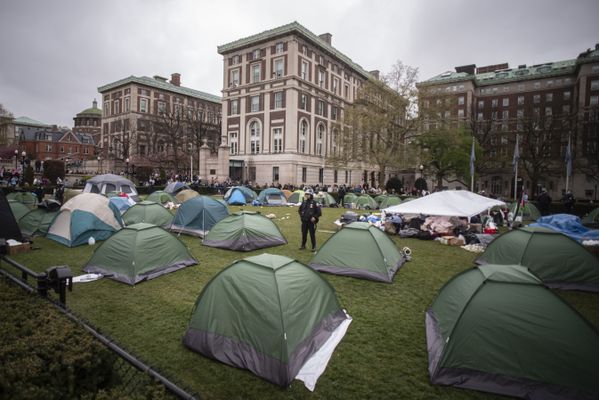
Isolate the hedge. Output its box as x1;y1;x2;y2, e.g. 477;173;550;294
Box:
0;280;170;399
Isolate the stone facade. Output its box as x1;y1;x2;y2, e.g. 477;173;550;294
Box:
418;44;599;201
97;74;222;179
218;22;381;187
73;99;102;146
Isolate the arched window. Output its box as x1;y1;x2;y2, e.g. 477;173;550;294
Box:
316;124;325;156
299;120;308;154
249;121;261;154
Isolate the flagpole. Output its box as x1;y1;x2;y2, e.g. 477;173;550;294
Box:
565;134;571;192
470;137;475;192
513;134;519;202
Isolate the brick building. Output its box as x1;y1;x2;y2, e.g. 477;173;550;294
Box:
418;44;599;201
218;21;379;187
97;74;222;178
73;99;102;146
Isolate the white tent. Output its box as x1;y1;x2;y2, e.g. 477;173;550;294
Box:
383;191;505;218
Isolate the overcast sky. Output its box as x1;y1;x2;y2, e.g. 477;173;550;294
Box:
1;0;598;127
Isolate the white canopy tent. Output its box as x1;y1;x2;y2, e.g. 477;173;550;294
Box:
383;191;506;218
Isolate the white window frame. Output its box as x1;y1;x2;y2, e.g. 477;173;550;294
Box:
140;98;148;113
591;80;599;91
299;120;308;154
231;99;238;115
273;128;282;153
318;70;325;88
252;64;261;83
249;121;261;154
458;96;465;105
502;98;509;107
124;97;130;112
301;61;308;80
316;124;325;156
230;68;240;86
250;96;260;112
275;42;284;54
274;58;284;78
229;132;238;155
300;94;307;110
274;92;283;109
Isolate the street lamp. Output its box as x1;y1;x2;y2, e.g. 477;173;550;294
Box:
419;164;424;178
14;149;18;170
125;158;130;176
97;156;101;173
21;151;27;172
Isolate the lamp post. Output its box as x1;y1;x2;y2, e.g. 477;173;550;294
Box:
97;156;101;173
14;149;18;170
125;158;130;176
21;151;26;172
419;164;424;178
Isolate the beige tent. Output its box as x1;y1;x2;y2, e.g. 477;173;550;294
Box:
47;193;122;247
175;189;200;203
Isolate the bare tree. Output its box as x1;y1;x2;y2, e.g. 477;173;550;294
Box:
153;107;186;174
0;103;15;146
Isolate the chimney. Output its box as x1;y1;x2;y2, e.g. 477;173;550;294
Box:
171;73;181;87
318;33;332;45
369;70;380;80
92;99;97;109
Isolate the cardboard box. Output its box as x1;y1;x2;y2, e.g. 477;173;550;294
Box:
7;242;31;256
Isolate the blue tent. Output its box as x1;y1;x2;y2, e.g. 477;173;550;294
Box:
170;196;229;237
164;181;190;194
226;188;247;205
224;186;257;203
530;214;599;242
109;196;135;215
256;188;287;206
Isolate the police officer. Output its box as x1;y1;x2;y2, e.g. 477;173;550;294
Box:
298;189;321;252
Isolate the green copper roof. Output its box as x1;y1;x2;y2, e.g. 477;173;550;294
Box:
98;76;221;103
217;21;373;80
13;116;52;128
77;106;102;116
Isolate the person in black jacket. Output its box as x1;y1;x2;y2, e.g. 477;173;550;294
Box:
298;190;321;251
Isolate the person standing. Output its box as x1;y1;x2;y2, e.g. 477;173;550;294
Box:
298;190;321;252
537;188;552;216
561;189;575;214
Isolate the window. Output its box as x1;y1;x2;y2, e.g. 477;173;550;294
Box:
502;110;509;120
114;99;120;114
331;129;337;155
301;61;308;80
534;82;541;89
157;101;166;115
124;97;130;112
318;70;325;88
232;55;240;64
545;107;552;117
139;145;146;156
590;96;599;106
458;109;465;118
317;100;325;116
300;94;307;110
274;59;284;78
104;102;110;116
302;167;307;183
302;46;308;56
316;124;325;156
275;42;284;54
502;98;509;107
319;168;324;184
274;92;283;109
60;146;64;153
591;80;599;91
458;96;465;105
273;128;282;153
299;120;308;153
231;99;239;115
333;78;339;95
533;94;540;104
562;105;570;114
273;166;280;182
546;93;553;102
478;100;484;109
344;84;349;99
334;169;338;183
564;91;571;101
83;147;89;154
518;96;524;105
249;121;261;154
250;96;260;112
491;99;499;108
229;132;238;155
139;98;148;113
477;112;483;121
46;144;52;152
331;106;338;120
230;69;240;86
252;48;261;59
252;64;261;83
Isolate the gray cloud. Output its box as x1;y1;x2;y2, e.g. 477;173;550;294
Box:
1;0;598;127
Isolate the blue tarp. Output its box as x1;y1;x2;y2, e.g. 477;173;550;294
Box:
530;214;599;242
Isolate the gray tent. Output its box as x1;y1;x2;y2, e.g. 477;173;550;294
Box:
84;174;139;201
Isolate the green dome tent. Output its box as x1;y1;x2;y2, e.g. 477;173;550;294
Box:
475;226;599;292
6;191;38;209
314;192;336;207
355;195;378;210
84;223;197;285
122;201;173;228
0;192;23;242
18;208;59;237
343;192;358;206
582;207;599;226
509;201;541;222
146;190;178;205
170;195;229;237
183;254;350;387
8;200;30;221
203;211;287;251
379;195;401;209
287;190;305;204
309;222;406;283
426;264;599;399
374;194;387;206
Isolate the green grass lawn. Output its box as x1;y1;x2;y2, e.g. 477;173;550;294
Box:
4;203;599;400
